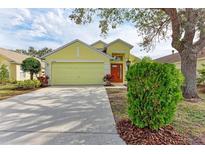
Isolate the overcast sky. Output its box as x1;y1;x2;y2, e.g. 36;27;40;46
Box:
0;8;175;59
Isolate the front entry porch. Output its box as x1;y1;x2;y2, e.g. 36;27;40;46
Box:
110;63;123;83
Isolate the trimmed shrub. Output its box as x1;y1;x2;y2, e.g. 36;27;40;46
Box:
126;59;183;130
37;75;49;87
21;57;41;80
9;80;17;84
17;80;41;89
0;64;9;84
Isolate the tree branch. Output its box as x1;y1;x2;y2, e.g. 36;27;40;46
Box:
161;8;184;52
182;9;197;46
150;17;170;41
193;26;205;52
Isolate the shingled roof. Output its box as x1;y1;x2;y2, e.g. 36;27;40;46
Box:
155;53;181;63
0;48;44;67
155;49;205;63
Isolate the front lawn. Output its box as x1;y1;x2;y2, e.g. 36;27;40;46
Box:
106;87;205;144
0;84;37;100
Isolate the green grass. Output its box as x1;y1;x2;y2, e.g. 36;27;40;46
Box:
106;88;128;122
106;87;205;143
0;84;17;90
172;98;205;139
0;83;36;100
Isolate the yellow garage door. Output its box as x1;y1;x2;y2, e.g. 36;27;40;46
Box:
51;62;104;85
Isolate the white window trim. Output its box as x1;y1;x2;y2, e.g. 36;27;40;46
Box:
50;59;105;63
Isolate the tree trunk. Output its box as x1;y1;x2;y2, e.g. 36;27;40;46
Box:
30;72;34;80
180;49;200;99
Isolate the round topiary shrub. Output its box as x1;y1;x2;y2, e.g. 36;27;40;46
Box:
126;58;183;130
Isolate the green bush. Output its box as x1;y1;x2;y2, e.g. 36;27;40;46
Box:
126;58;183;130
17;80;41;89
9;80;17;84
197;64;205;85
0;64;9;84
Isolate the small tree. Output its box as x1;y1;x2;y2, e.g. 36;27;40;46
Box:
21;57;41;80
0;64;9;84
126;58;183;130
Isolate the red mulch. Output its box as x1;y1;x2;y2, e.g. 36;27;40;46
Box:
192;135;205;144
117;119;190;145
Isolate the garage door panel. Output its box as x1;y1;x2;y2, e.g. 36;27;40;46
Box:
51;62;104;85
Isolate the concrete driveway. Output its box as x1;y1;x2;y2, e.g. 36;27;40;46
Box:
0;86;124;145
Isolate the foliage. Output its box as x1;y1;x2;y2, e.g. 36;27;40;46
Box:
141;56;152;62
103;74;113;86
38;47;53;58
17;80;41;89
15;49;27;55
0;64;9;84
69;8;205;99
21;57;41;80
126;58;183;130
37;75;49;87
8;80;17;84
15;47;53;58
69;8;205;52
107;87;205;142
197;64;205;85
103;74;113;82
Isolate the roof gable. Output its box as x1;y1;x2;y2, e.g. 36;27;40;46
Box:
0;48;44;67
155;53;181;63
106;39;133;49
41;39;112;59
0;48;30;64
91;40;107;47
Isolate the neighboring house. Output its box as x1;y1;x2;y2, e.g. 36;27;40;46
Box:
155;49;205;71
41;39;140;85
0;48;45;81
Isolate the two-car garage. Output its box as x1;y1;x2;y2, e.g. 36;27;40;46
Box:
51;62;105;85
42;39;112;85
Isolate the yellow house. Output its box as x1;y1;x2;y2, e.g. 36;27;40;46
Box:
0;48;44;81
42;39;140;85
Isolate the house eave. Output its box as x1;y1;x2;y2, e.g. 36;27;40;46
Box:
41;39;113;59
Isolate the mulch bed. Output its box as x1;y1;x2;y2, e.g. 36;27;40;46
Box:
117;119;190;145
192;135;205;145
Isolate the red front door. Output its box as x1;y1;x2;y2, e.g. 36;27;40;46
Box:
111;64;123;82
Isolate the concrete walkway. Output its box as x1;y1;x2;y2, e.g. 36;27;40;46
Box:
0;86;124;145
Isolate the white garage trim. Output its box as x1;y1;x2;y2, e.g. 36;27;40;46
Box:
51;62;105;85
47;60;111;85
50;59;105;63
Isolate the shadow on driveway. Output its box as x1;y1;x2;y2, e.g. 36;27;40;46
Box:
0;86;124;145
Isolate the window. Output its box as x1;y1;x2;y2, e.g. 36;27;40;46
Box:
112;55;123;61
20;66;26;80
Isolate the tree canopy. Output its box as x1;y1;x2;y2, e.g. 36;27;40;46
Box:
15;47;53;58
21;57;41;80
69;8;205;100
69;8;205;52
